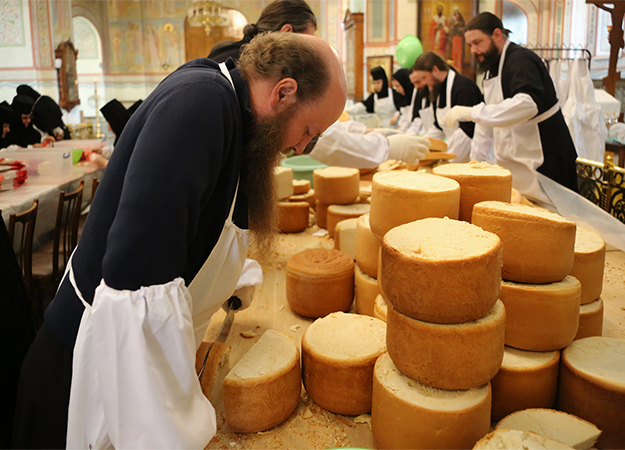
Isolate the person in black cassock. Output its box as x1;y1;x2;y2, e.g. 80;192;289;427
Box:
13;32;347;450
0;101;17;149
208;0;317;63
412;51;483;161
446;12;578;206
17;85;70;141
4;95;41;147
100;99;131;145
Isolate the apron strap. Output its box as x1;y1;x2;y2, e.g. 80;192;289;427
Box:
525;103;560;126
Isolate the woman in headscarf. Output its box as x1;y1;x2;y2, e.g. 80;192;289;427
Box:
348;66;397;127
391;68;415;128
100;99;131;146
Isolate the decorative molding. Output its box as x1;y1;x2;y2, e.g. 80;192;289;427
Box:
0;67;56;80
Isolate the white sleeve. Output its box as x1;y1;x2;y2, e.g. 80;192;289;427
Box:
347;102;367;116
309;121;389;168
446;128;472;163
67;278;216;450
423;126;445;140
470;123;495;163
405;117;424;135
396;106;413;132
471;93;538;128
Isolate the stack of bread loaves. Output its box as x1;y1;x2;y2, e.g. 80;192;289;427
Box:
372;217;505;449
275;167;309;233
313;166;360;230
353;214;381;316
471;201;588;421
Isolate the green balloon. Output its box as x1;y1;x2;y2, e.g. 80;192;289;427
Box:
396;35;424;69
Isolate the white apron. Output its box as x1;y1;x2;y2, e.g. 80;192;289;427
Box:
374;87;397;128
485;39;558;205
66;61;248;449
436;70;456;139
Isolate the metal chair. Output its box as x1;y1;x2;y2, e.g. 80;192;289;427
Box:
33;181;84;294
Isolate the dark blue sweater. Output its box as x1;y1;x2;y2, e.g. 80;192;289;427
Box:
45;58;251;347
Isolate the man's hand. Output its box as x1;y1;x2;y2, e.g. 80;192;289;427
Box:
387;133;431;164
444;106;474;129
373;128;402;137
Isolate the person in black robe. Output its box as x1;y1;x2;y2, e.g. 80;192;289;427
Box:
391;68;414;110
4;95;41;147
13;32;347;449
0;219;36;449
100;99;131;145
17;85;70;141
208;0;317;63
1;101;17;149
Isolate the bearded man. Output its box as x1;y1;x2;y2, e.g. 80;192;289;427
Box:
445;12;578;206
13;32;346;449
411;51;482;162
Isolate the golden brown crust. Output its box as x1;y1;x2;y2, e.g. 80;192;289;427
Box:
355;213;380;279
313;167;360;205
277;201;310;233
386;301;505;390
575;298;604;340
355;264;379;317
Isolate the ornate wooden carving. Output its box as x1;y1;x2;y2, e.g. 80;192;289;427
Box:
55;41;80;112
344;10;364;102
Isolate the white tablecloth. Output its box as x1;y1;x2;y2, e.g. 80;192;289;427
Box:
0;164;104;250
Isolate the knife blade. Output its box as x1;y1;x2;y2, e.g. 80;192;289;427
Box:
198;295;241;380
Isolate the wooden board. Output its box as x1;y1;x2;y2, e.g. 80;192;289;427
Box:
201;227;625;450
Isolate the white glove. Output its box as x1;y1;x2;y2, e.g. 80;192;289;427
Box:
224;259;263;312
444;105;475;129
373;128;402;137
387;133;431;164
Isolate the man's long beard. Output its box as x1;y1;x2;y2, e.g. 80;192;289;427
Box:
476;39;500;73
241;106;294;261
430;79;443;104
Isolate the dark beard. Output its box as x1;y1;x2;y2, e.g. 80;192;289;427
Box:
430;79;443;104
476;39;500;73
241;106;294;260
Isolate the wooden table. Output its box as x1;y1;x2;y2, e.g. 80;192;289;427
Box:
200;225;625;450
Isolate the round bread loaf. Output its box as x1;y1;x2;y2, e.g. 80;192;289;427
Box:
381;218;502;324
575;297;603;340
292;179;310;195
302;312;386;415
289;190;315;208
386;300;506;390
432;161;512;222
558;337;625;449
286;248;354;318
355;213;379;279
277;201;309;233
334;217;359;260
500;276;581;351
570;226;606;304
474;429;575;450
372;353;491;450
313;166;360;205
490;346;560;421
369;171;460;240
327;203;370;238
223;330;301;433
471;201;576;283
373;294;387;322
315;199;329;229
359;180;372;202
355;264;379;316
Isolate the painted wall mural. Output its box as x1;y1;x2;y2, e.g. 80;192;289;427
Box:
74;15;99;59
50;0;72;45
0;0;25;46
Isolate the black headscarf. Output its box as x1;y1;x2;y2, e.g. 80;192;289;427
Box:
392;68;414;109
16;85;41;101
100;99;131;145
11;95;34;116
370;66;389;99
31;96;65;135
0;101;16;125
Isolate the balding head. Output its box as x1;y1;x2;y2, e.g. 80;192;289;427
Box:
238;32;345;109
